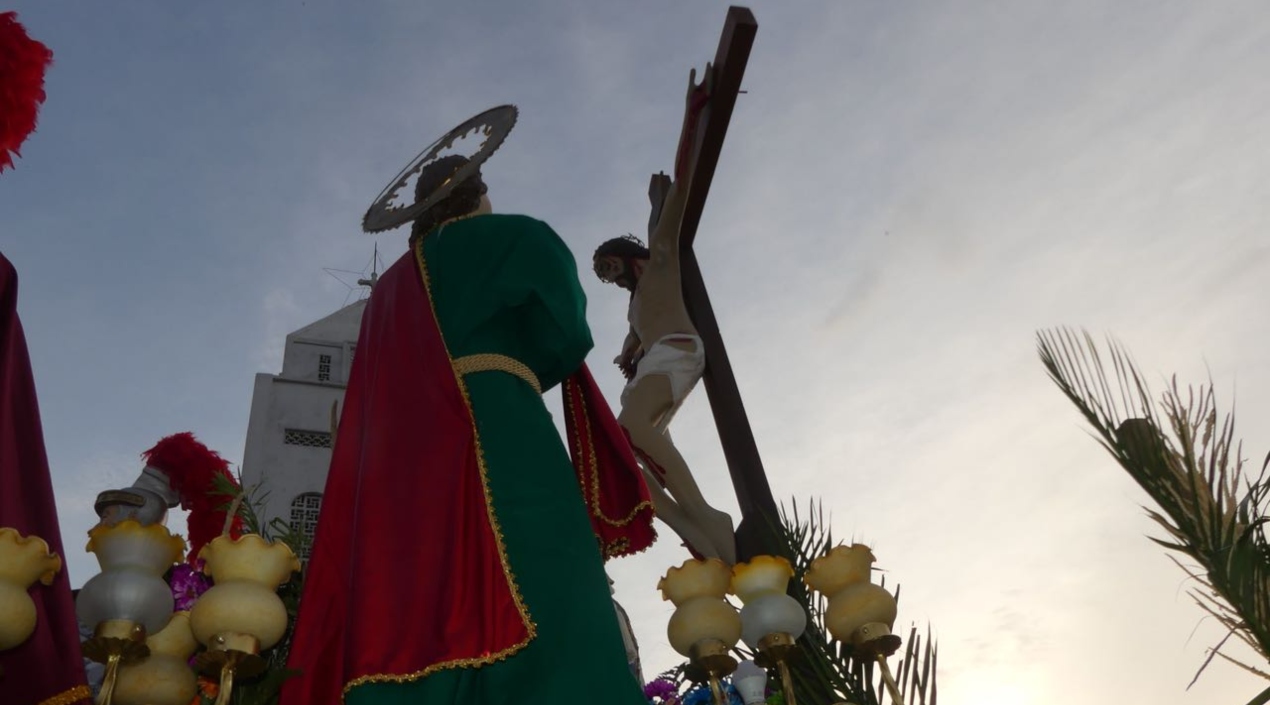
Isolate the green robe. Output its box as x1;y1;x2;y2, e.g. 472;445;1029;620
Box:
346;214;648;704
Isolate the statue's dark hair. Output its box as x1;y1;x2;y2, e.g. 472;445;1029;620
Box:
593;234;649;261
410;154;488;239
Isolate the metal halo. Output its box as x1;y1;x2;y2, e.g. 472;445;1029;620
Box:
361;105;518;233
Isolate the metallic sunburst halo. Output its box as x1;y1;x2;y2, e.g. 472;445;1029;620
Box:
362;105;518;233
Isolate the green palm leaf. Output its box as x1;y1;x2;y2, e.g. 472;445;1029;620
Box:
1037;327;1270;692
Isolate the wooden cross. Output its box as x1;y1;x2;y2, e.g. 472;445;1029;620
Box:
647;6;779;562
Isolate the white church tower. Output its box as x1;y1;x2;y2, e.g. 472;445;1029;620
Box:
240;298;367;560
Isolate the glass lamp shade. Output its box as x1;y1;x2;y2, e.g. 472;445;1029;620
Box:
188;534;301;650
823;583;897;642
739;592;807;649
0;528;62;650
197;534;300;587
76;569;175;634
85;520;185;573
730;555;794;604
733;660;768;705
76;521;183;634
658;558;733;606
666;596;742;657
804;544;874;597
0;580;37;650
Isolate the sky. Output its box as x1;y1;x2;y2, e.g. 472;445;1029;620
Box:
4;1;1269;703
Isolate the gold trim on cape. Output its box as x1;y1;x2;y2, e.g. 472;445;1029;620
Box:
37;685;92;705
341;237;537;698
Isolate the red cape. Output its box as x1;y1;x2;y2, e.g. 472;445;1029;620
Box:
282;247;653;705
0;253;91;705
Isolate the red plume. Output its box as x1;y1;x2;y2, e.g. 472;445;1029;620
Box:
142;432;244;564
0;12;53;172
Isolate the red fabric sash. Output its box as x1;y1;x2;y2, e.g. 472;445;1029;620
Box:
283;244;654;705
562;365;656;559
0;254;92;705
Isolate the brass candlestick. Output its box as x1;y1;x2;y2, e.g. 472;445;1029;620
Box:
851;622;904;705
194;632;266;705
112;611;198;705
687;638;738;705
80;619;150;705
75;521;185;705
754;632;798;705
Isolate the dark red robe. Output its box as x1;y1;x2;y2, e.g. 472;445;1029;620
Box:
0;253;91;705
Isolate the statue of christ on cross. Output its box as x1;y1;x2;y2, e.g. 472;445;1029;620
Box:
593;66;737;565
593;7;775;564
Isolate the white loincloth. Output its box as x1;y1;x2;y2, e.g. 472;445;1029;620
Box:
621;334;705;433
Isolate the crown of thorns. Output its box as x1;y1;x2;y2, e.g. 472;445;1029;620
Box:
593;233;647;258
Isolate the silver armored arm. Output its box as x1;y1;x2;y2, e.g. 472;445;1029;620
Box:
93;464;180;527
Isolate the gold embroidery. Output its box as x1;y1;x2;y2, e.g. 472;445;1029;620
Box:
453;353;542;394
342;239;537;698
565;378;655;530
38;685;91;705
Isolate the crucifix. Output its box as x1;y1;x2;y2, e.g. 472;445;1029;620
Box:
646;6;778;562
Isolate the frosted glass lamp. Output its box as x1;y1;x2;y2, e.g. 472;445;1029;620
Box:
731;556;804;705
0;528;62;651
805;544;906;705
189;534;301;705
740;593;807;649
659;558;741;705
76;520;185;705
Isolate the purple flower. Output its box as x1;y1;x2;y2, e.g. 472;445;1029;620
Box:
644;678;679;703
170;564;210;611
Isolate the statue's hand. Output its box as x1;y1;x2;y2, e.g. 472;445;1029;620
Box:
685;63;713;109
616;348;641;381
677;64;712;182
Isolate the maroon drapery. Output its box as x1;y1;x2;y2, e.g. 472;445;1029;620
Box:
0;253;91;705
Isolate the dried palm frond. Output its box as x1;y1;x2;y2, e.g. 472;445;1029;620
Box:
1037;327;1270;695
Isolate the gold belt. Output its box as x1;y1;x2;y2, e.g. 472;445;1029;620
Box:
452;353;542;395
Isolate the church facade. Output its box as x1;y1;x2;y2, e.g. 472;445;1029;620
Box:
240;299;366;561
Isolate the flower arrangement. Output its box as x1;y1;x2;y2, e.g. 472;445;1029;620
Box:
643;675;784;705
170;564;210;613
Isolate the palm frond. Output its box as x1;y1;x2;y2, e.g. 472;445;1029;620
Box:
1037;327;1270;681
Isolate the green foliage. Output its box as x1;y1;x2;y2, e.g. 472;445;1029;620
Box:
1038;328;1270;700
